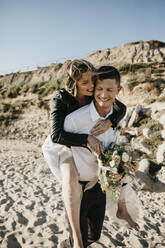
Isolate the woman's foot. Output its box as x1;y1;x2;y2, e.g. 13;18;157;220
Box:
116;201;139;231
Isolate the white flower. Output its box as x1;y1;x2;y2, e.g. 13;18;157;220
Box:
110;160;115;167
112;151;118;157
111;167;118;174
113;155;121;165
122;152;129;162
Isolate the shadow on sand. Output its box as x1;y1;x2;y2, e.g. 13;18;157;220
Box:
136;171;165;193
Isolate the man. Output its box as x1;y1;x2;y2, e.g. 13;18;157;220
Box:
63;66;137;248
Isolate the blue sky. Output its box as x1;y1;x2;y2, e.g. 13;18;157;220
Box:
0;0;164;75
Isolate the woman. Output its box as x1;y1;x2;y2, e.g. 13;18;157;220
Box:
42;59;126;248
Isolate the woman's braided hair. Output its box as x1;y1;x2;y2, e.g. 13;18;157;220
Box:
66;59;96;95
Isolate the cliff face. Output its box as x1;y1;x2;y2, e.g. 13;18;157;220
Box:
87;40;165;67
0;40;165;88
0;61;69;88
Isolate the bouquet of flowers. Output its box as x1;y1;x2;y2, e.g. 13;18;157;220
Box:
98;143;139;193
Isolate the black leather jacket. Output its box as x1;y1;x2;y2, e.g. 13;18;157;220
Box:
50;88;126;147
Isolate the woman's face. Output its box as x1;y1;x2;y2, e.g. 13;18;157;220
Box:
76;71;94;97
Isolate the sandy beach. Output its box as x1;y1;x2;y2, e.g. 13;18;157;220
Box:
0;109;165;248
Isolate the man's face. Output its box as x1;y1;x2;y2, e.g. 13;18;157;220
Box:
94;78;120;108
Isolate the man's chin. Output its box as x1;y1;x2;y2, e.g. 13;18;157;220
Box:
96;101;103;107
97;101;111;107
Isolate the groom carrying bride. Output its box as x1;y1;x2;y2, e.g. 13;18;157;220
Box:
62;66;139;248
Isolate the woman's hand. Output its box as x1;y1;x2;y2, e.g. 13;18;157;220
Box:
87;135;104;155
91;119;112;136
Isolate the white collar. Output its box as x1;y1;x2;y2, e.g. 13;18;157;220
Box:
89;101;113;122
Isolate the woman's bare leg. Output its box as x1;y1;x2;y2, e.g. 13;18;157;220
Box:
60;152;83;248
116;200;139;231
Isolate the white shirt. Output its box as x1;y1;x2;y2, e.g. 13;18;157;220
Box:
64;101;117;181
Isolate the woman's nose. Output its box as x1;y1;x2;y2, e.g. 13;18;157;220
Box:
90;80;94;88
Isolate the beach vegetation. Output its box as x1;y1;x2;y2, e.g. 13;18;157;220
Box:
0;76;64;99
0;100;29;125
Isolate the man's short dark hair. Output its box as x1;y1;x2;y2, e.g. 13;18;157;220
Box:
94;66;120;87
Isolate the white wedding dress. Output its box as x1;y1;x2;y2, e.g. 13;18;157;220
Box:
42;135;63;182
105;176;142;227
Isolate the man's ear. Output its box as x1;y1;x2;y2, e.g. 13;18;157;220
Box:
117;86;122;94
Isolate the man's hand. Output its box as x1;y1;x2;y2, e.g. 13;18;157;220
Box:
87;135;104;155
91;119;112;136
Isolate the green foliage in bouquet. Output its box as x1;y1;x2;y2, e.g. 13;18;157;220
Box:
98;143;138;192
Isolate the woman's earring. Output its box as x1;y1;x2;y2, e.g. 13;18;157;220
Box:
74;82;78;96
